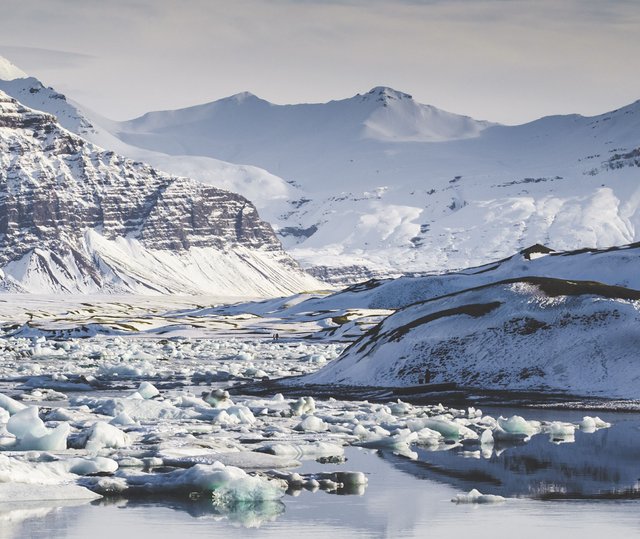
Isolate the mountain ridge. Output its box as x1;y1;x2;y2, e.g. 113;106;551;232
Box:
0;90;321;295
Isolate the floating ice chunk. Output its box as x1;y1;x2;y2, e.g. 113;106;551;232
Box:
451;488;505;504
0;393;27;415
200;405;256;425
66;456;119;475
421;418;461;441
19;423;70;451
109;412;137;427
236;351;253;361
294;415;328;432
6;407;69;451
119;462;286;501
79;475;129;495
290;396;315;416
480;429;494;446
129;350;156;361
31;342;66;357
388;400;412;415
136;382;159;400
97;361;156;379
414;427;443;446
498;415;539;435
7;407;43;439
579;416;611;432
173;394;209;408
353;424;390;440
546;421;575;441
81;422;131;451
273;469;367;495
354;428;418;458
494;415;539;441
203;389;233;408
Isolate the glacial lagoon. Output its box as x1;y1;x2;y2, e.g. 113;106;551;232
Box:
6;409;640;538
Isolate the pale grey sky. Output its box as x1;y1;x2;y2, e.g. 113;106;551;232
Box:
0;0;638;124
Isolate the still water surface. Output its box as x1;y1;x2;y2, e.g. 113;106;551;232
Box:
6;408;640;539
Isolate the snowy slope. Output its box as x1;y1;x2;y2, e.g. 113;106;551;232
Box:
302;277;640;398
0;91;321;296
300;242;640;310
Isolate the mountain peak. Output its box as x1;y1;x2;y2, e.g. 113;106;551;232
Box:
360;86;413;103
228;91;260;103
0;56;28;81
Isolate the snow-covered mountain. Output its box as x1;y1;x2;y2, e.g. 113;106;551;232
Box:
302;276;640;398
0;58;293;220
0;90;321;295
2;56;639;284
108;90;640;283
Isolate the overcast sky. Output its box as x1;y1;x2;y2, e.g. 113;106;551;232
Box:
0;0;638;124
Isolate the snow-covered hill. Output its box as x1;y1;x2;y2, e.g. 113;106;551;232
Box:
2;56;639;284
302;276;640;398
0;90;321;296
299;242;640;310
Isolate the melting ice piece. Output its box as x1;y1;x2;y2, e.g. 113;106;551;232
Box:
480;429;494;446
136;382;159;400
6;407;69;451
0;393;27;415
493;415;539;441
203;388;232;408
294;415;328;432
290;397;315;416
451;489;505;504
421;418;461;441
119;462;286;502
546;421;576;442
579;416;611;432
81;421;131;451
109;412;137;426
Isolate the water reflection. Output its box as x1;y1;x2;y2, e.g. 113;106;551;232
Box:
92;497;286;528
383;413;640;499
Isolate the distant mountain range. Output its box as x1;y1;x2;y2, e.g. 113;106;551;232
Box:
1;56;639;284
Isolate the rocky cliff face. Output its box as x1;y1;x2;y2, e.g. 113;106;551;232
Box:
0;91;320;295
